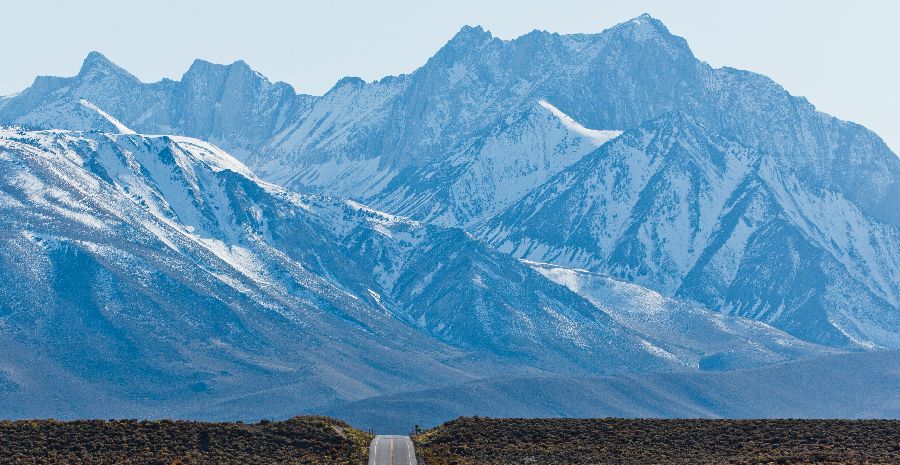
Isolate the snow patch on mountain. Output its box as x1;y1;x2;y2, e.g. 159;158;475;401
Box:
78;99;135;134
537;99;621;145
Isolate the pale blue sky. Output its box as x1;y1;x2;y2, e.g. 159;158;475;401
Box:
3;0;898;152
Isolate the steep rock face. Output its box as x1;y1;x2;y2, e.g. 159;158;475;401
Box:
483;113;761;285
254;74;409;195
482;114;900;348
691;67;900;226
677;158;900;348
169;59;303;158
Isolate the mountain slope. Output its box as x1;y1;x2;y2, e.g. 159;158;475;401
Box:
364;100;620;228
482;113;900;348
0;126;708;418
527;261;837;370
0;128;470;417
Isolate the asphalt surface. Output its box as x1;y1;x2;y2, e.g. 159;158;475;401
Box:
368;435;418;465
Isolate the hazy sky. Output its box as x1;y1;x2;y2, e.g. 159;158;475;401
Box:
3;0;898;152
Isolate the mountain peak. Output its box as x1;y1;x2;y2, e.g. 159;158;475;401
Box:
448;25;493;45
625;13;665;28
227;59;259;77
654;109;696;123
634;12;659;22
77;51;131;79
185;58;226;75
602;13;693;59
81;51;111;67
428;25;494;66
183;57;264;80
608;13;675;40
327;76;366;94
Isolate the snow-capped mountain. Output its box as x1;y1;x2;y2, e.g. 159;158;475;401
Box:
483;113;900;348
0;127;462;416
0;12;897;419
5;124;752;417
3;15;895;229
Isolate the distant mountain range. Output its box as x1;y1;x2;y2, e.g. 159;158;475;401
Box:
0;14;897;422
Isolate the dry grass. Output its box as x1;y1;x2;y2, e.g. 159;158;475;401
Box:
0;416;371;465
414;417;900;464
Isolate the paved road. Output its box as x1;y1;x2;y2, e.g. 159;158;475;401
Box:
368;435;418;465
